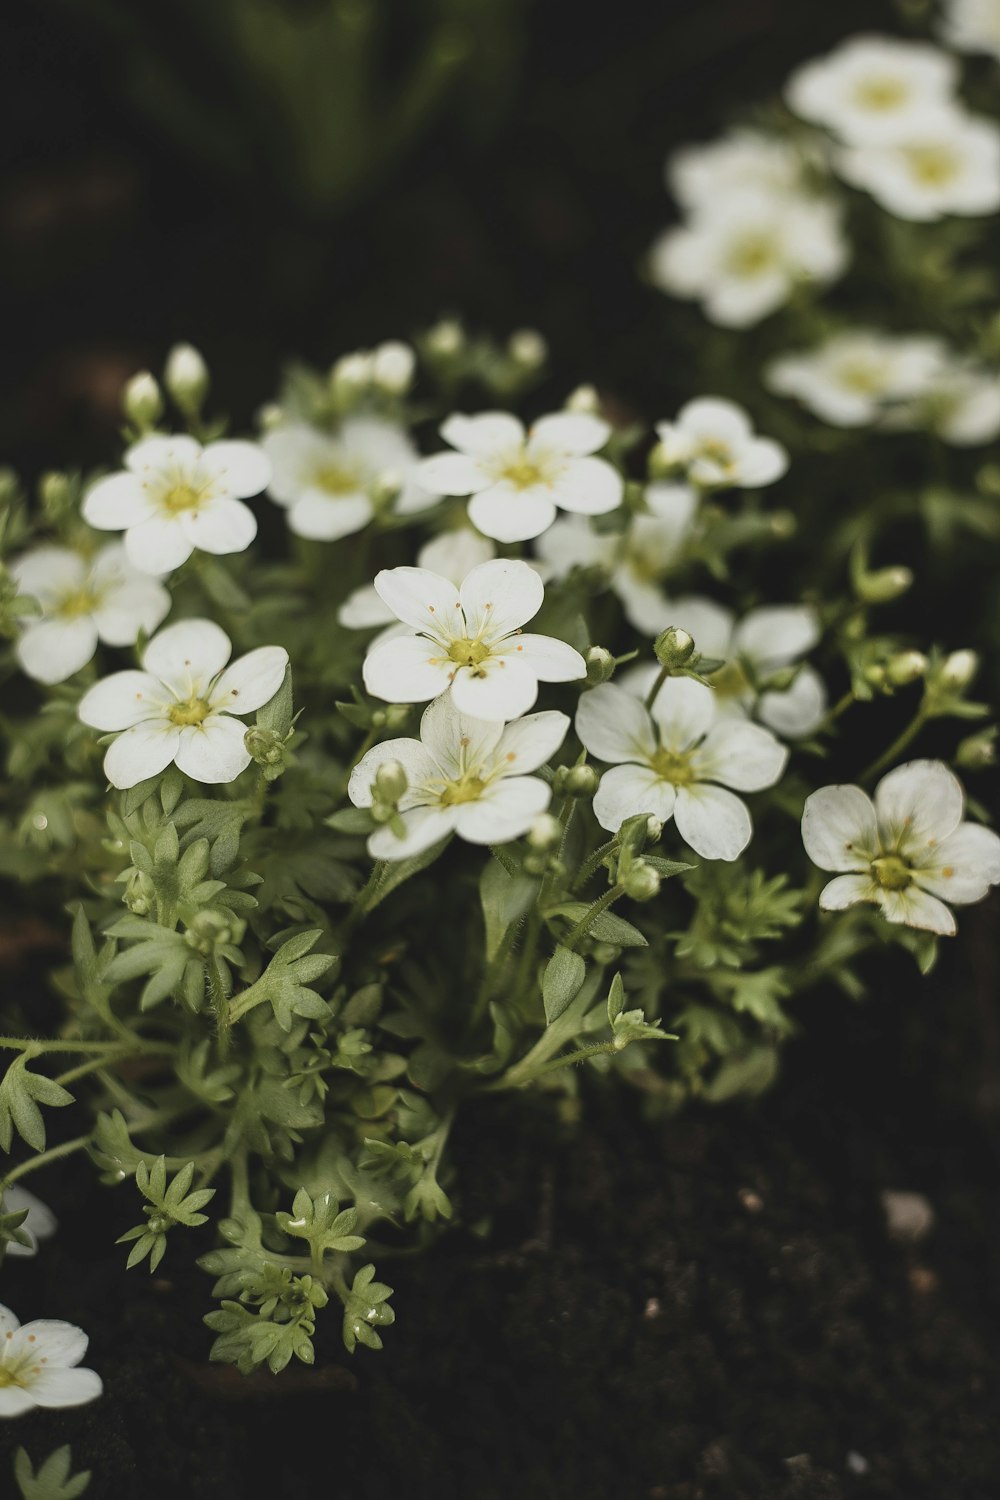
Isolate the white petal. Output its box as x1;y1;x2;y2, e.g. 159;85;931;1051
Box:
677;397;752;445
363;636;454;704
674;783;752;861
174;716;252;783
874;759;964;852
818;873;875;910
877;886;956;936
19;1319;88;1366
736;437;788;487
82;472;153;530
455;776;551;843
648;674;716;752
261;424;332;503
104;720;181;787
374;566;462;636
27;1367;103;1409
550;457;623;516
92;577;171;646
450;657;539;721
734;605;819;670
440;412;525;456
17;620;98;684
0;1304;21;1335
592;764;677;832
417;529;495;582
499;633;586;683
758;666;826;739
801;785;878;872
468;485;558;543
287;492;373;541
338;585;395;629
180;496;257;555
211;646;289;714
143;618;232;694
125;434;202;473
369;805;457;860
349;738;440;808
494;711;570;776
415;452;486;496
915;822;1000;904
693;719;787;791
0;1387;37;1416
11;547;86;603
535;515;615;579
78;671;168;730
124;517;194;576
666;596;734;659
460;559;544;640
419;694;503;778
201;440;271;497
528;412;610;456
575;683;657;765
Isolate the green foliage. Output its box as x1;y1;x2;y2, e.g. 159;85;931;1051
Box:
13;1447;91;1500
117;1157;215;1271
0;1056;72;1152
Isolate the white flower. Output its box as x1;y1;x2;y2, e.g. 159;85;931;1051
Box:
78;618;288;789
11;544;170;684
164;343;208;406
785;35;958;145
941;0;1000;61
883;362;1000;445
802;760;1000;934
656;398;788;488
349;694;569;860
667;129;809;211
2;1187;56;1260
338;529;495;629
635;598;826;738
263;417;433;542
371;341;416;395
0;1303;101;1415
575;677;787;860
650;189;848;327
766;330;947;426
82;435;270;575
362;559;586;721
414;411;623;543
836;107;1000;221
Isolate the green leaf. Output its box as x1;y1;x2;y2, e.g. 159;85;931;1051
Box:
480;858;538;961
702;1044;779;1103
363;837;452;912
13;1445;91;1500
548;903;648;947
542;947;586;1024
0;1056;73;1153
256;667;294;738
606;972;625;1024
229;930;335;1030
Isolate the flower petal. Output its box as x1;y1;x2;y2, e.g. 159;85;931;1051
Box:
363;636;455;704
450;657;539;721
592;763;677;832
692;719;787;792
17;619;98;684
494;711;570;776
200;440;271;497
455;776;552;843
758;666;826;739
124;517;194;576
674;783;752;861
369;805;458;860
440;412;525;456
498;633;586;683
915;822;1000;904
82;472;154;530
414;452;486;496
801;784;878;872
0;1387;36;1416
417;529;495;582
550;457;623;516
468;485;558;543
738;436;788;487
180;497;258;555
460;559;543;639
528;412;610;456
0;1304;21;1336
338;585;395;629
733;605;819;669
11;547;86;603
93;577;171;647
417;694;503;780
26;1367;103;1409
125;434;202;473
104;720;181;788
173;716;252;784
877;886;956;936
349;738;440;808
373;566;462;636
211;646;289;714
78;671;168;730
874;759;964;852
675;397;752;445
819;873;875;910
143;619;232;695
648;674;716;751
287;492;373;541
19;1319;88;1366
575;683;657;764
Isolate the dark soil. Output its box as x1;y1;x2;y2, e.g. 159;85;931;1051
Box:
2;904;999;1500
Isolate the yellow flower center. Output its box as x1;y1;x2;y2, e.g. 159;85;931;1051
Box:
837;359;885;395
726;235;777;277
499;457;550;490
168;697;212;727
854;76;908;112
709;659;750;702
440;774;487;806
447;637;491;669
905;146;958;186
313;463;360;495
160;483;204;514
650;746;696;785
871;854;912;891
55;587;100;619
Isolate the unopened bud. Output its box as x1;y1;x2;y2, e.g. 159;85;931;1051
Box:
382;704;411;731
885;650;928;688
955;728;996;769
855;565;913;604
585;646;615;685
565;383;600;415
373;760;408;804
258;402;285;431
645;816;663;843
425;320;463;358
555;763;600;798
654;626;695;670
38;471;75;521
508;329;547;368
622;861;660;902
940;649;978;691
331;351;373;395
526;813;561;851
244;725;285;767
863;663;887;690
647;440;672;480
123;371;163;430
372;341;415;395
164;343;209;410
769;511;796;539
590;941;621;963
185;908;242;956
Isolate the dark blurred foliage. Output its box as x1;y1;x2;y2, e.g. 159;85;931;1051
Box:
0;0;892;471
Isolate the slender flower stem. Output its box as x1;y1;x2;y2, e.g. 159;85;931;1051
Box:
0;1037;162;1055
564;884;625;952
860;705;928;785
571;837;618;893
819;690;856;731
644;666;670;712
1;1135;91;1188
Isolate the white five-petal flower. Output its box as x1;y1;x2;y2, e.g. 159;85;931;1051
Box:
338;529;496;630
414;411;623;543
576;676;787;860
766;330;947;427
667;129;809;211
349;694;569;860
2;1187;56;1260
785;34;958;145
0;1303;102;1416
11;544;170;684
885;362;1000;446
362;558;586;722
656;398;788;489
835;106;1000;222
83;435;270;575
263;417;433;542
802;760;1000;935
78;618;288;788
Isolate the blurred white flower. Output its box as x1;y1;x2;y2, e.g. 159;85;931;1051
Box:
802;760;1000;934
667;129;808;210
0;1303;102;1416
363;559;585;721
2;1187;56;1260
576;677;787;860
371;341;416;395
766;330;947;427
940;0;1000;60
650;189;848;327
786;34;958;144
11;544;170;684
884;362;1000;446
264;417;432;541
78;619;288;788
349;694;569;860
83;435;269;575
414;411;622;543
338;529;495;629
656;398;788;488
836;107;1000;221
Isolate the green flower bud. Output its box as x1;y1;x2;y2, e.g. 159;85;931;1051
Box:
622;861;660;902
508;329;547;369
38;471;76;522
585;646;615;685
654;626;695;670
382;704;412;730
123;371;163;430
647;440;672;480
371;341;415;396
769;511;796;539
855;565;913;604
184;908;243;956
373;760;408;804
526;812;562;850
555;763;600;798
425;320;464;358
164;343;209;411
940;649;978;691
590;942;621;964
885;650;928;688
955;727;996;769
124;870;156;916
863;663;887;690
244;725;286;769
645;816;664;843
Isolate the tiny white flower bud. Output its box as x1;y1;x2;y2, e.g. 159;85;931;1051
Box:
855;565;913;604
425;320;464;357
645;816;664;842
373;759;408;804
940;649;978;691
124;371;163;429
164;343;209;409
654;626;695;670
885;650;928;688
526;813;562;850
622;861;660;902
372;341;415;395
257;402;285;431
332;351;374;393
565;383;600;414
585;646;615;685
508;329;547;368
956;729;996;769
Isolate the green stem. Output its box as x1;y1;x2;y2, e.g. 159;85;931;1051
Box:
522;1040;620;1080
1;1134;91;1189
820;690;856;731
860;705;928;785
571;838;618;893
644;666;669;712
0;1037;159;1055
563;885;625;952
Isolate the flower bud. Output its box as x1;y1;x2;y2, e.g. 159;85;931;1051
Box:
590;941;621;964
863;663;887;690
526;813;562;851
623;861;660;902
425;320;464;358
940;649;978;691
585;646;615;685
645;816;664;843
372;341;415;396
654;626;695;670
185;908;243;956
885;650;928;688
508;329;547;369
373;759;408;804
244;725;285;767
556;763;600;799
382;704;412;731
955;728;996;769
565;384;600;415
258;402;285;431
164;343;209;410
38;471;76;522
123;371;163;430
331;351;373;396
854;565;913;604
769;511;796;539
124;870;156;916
647;440;673;479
